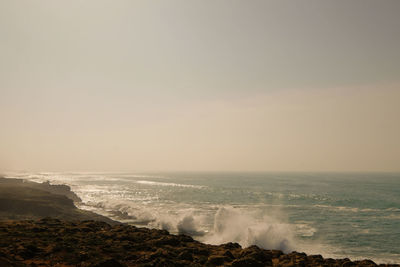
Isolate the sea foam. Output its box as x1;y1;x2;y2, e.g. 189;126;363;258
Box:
202;206;295;253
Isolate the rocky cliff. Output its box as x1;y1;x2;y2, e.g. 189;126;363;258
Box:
0;177;116;224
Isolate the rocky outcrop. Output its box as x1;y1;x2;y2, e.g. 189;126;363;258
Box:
0;178;117;224
0;218;398;267
0;178;81;202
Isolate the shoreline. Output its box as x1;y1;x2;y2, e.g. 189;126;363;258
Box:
0;177;118;225
0;177;398;266
2;218;399;267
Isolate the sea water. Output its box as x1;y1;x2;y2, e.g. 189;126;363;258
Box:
5;172;400;263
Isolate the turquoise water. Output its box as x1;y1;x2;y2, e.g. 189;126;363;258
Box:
7;172;400;263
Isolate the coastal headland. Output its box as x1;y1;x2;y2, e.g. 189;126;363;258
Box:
0;177;398;267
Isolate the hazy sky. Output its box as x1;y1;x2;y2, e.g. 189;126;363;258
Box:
1;0;399;172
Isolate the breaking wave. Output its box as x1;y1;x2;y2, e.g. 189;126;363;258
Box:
80;198;297;253
5;171;400;263
202;206;296;253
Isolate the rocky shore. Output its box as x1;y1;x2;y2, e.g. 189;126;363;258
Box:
0;177;116;224
0;177;398;266
0;218;399;267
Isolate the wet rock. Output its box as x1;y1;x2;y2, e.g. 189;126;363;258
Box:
223;242;242;249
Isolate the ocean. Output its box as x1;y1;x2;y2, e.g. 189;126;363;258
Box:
5;172;400;263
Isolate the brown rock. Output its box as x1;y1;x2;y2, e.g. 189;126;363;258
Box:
178;250;194;261
223;242;242;249
0;219;397;267
0;257;13;267
93;258;126;267
207;255;227;265
355;260;377;266
231;257;265;267
342;260;357;267
240;245;272;264
223;250;235;259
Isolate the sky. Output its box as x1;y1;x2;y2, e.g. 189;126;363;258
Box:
0;0;399;172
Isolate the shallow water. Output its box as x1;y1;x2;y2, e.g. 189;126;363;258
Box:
6;171;400;263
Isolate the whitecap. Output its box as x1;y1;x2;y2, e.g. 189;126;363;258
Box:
136;180;206;189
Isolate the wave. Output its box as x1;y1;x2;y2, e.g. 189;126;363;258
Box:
85;200;338;259
385;207;400;212
81;198;298;253
313;204;361;212
312;204;386;213
136;180;206;189
201;206;296;253
78;198;206;234
295;223;317;237
4;172;168;184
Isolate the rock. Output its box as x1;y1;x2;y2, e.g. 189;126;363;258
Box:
0;219;397;267
93;258;126;267
355;260;378;266
153;236;181;246
223;250;235;259
270;250;284;258
223;242;242;249
240;245;272;263
0;179;118;224
79;251;89;261
206;255;227;265
19;244;41;259
0;257;13;267
178;250;193;261
177;234;194;243
231;257;265;267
